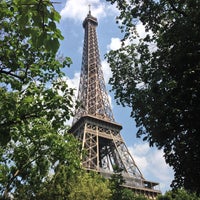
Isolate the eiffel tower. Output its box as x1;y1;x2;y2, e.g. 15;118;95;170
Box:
70;9;161;199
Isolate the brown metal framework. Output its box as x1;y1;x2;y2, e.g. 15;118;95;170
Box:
70;10;161;199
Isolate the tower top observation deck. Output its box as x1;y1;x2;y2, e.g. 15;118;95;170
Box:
83;8;98;28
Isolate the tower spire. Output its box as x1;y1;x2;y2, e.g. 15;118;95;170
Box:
88;4;91;15
70;12;161;199
73;10;114;125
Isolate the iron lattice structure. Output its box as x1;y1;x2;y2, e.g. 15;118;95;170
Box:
72;11;114;125
70;11;161;199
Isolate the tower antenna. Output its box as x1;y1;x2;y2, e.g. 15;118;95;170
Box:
88;4;91;14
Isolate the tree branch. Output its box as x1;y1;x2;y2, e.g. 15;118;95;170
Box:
3;154;45;199
0;69;23;81
167;0;188;17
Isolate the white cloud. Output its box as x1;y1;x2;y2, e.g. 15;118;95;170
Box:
106;23;152;52
106;37;131;52
101;59;114;109
132;142;149;156
61;73;80;126
107;37;121;51
136;22;147;38
148;150;173;182
101;60;112;84
66;72;80;97
135;22;157;52
129;143;174;193
60;0;118;21
108;94;113;109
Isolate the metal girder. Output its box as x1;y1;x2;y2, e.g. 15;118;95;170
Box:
72;12;114;125
69;10;161;199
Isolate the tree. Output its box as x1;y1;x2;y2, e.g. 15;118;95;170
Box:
109;166;147;200
106;0;200;194
157;189;200;200
68;171;111;200
121;189;147;200
0;0;81;199
109;167;125;200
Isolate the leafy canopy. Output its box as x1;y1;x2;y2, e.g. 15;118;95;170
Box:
157;189;200;200
0;0;80;199
106;0;200;194
109;166;148;200
68;172;111;200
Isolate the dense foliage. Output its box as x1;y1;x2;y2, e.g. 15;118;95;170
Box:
106;0;200;194
2;0;200;199
109;167;148;200
157;189;200;200
69;172;111;200
0;0;81;199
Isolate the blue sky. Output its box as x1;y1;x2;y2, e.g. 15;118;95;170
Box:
55;0;174;194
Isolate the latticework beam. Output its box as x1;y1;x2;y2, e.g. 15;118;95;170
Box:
70;10;161;199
